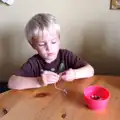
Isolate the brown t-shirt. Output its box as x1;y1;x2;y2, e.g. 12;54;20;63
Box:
15;49;87;77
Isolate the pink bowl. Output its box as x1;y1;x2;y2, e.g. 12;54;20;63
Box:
84;85;110;110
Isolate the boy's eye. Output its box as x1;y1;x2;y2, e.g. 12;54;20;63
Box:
51;39;57;44
52;41;56;44
38;43;45;46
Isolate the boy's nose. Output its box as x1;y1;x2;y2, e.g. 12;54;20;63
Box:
46;43;51;51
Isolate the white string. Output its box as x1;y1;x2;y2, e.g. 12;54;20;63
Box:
54;83;67;94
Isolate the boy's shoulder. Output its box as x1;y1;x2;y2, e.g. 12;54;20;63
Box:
59;49;73;54
59;49;73;56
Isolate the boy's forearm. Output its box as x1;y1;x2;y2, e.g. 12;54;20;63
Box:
8;75;42;90
74;64;94;79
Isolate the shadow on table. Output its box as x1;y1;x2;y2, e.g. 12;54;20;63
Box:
66;89;87;108
105;76;120;89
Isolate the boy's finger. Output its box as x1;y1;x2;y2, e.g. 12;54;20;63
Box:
59;71;66;76
49;77;59;82
45;71;59;77
60;75;67;80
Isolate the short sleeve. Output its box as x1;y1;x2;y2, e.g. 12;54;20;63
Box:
67;51;87;69
15;59;35;77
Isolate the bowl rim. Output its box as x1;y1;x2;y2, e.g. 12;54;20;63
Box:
84;85;110;101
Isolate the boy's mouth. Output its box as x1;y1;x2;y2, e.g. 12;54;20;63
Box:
47;53;54;56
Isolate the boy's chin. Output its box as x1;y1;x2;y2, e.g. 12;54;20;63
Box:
45;57;57;63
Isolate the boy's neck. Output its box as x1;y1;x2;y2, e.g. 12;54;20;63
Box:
45;60;54;63
45;56;58;63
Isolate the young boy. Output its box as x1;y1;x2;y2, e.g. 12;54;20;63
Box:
8;13;94;90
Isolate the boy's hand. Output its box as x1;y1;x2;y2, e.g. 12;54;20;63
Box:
41;71;59;86
60;68;76;82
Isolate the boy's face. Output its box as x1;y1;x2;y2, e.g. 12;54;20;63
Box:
32;26;60;63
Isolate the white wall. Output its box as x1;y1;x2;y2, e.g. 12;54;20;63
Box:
0;0;120;81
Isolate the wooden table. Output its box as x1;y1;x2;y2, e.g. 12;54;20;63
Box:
0;75;120;120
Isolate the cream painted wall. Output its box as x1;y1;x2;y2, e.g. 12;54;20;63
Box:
0;0;120;81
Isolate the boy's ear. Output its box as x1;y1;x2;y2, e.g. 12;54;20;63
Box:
29;41;35;49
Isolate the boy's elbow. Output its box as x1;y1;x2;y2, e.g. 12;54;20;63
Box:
87;64;94;77
8;75;15;89
8;75;20;90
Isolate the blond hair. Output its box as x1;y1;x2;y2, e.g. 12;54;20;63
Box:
25;13;60;44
